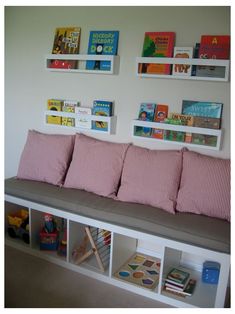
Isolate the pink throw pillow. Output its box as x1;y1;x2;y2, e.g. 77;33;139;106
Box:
64;134;130;197
176;151;230;221
117;145;183;213
17;130;75;186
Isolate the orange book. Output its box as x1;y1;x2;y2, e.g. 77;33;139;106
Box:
152;104;168;139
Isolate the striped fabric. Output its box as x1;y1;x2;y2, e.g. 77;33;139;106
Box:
176;151;230;221
117;145;183;214
64;134;130;197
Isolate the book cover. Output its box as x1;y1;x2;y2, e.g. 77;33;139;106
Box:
192;43;200;76
75;107;92;129
192;134;217;147
62;100;79;127
169;113;194;126
193;116;221;129
92;100;113;131
139;32;175;74
182;100;223;119
166;268;190;287
172;47;193;76
50;27;81;69
196;35;230;78
47;99;63;125
134;103;156;137
86;31;119;71
152;104;168;139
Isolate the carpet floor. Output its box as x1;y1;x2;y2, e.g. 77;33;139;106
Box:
5;245;171;308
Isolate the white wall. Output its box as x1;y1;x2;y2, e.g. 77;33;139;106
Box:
5;6;230;178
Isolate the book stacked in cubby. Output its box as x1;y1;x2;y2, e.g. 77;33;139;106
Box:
163;268;196;297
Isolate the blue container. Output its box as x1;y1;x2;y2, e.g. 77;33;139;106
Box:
202;261;220;284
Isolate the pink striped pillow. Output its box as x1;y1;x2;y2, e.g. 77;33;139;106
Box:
176;151;230;221
117;145;183;213
64;134;130;197
17;130;75;186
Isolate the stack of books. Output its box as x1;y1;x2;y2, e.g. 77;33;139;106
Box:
164;268;196;297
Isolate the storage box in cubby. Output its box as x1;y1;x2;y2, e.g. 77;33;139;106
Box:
39;229;59;250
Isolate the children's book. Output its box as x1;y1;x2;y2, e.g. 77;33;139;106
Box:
75;107;92;129
165;278;196;297
50;27;81;69
192;134;217;147
62;100;79;127
134;103;156;137
182;100;223;119
196;35;230;78
151;104;168;139
172;47;193;76
139;32;175;74
47;99;63;125
166;268;190;287
169;113;194;126
92;100;113;131
86;31;119;71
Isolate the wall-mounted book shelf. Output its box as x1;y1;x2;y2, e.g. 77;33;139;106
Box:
45;54;119;75
44;110;117;135
132;119;223;151
136;57;230;82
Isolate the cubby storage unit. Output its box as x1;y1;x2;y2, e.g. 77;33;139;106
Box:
45;110;117;134
136;57;230;82
5;195;230;308
132;119;223;150
45;54;119;75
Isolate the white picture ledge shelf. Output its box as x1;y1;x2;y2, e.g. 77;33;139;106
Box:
45;54;119;75
132;119;223;151
136;57;230;82
45;110;116;135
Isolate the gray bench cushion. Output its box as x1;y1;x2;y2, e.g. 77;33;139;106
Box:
5;177;230;254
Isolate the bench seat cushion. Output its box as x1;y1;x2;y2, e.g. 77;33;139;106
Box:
5;177;230;254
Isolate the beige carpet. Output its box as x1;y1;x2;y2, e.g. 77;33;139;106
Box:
5;245;171;308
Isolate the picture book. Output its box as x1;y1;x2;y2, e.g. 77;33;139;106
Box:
193;116;221;129
192;134;217;147
62;100;79;127
152;104;168;139
172;47;193;76
166;268;190;287
50;27;81;69
182;100;223;119
47;99;63;125
196;35;230;78
192;43;200;76
139;32;175;74
114;253;161;291
86;31;119;71
164;130;185;143
169;113;194;126
134;103;156;137
165;278;196;297
75;107;92;129
92;100;113;131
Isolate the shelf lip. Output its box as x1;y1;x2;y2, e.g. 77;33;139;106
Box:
136;73;228;82
46;54;117;61
136;57;230;67
45;110;114;122
132;134;219;151
132;119;222;136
